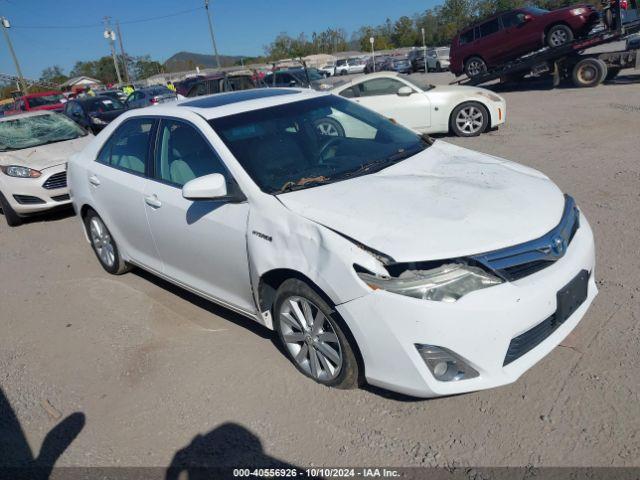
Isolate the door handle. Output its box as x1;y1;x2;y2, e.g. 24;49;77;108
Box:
88;175;100;186
144;194;162;209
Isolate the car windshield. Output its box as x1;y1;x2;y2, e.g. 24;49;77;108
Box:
209;95;430;194
86;97;125;112
27;93;64;108
0;113;87;152
399;75;434;91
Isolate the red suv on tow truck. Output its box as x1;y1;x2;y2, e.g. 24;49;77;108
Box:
450;5;600;77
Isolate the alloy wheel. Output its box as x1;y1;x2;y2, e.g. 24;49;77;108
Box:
466;59;485;77
279;295;343;381
549;29;568;47
455;106;484;135
89;216;115;268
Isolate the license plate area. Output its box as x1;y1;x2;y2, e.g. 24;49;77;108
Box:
555;269;589;326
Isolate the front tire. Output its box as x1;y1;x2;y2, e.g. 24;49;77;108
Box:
546;24;574;48
274;279;360;389
450;101;489;137
0;192;22;227
84;209;130;275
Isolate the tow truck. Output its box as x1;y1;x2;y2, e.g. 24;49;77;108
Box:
453;2;640;88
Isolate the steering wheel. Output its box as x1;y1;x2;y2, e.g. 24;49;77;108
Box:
319;137;343;163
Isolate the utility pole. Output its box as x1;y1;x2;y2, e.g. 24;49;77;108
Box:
204;0;221;70
103;17;122;85
0;17;28;94
116;21;130;84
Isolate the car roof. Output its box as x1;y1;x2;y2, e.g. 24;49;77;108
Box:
124;88;326;121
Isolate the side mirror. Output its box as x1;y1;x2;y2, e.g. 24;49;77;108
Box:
182;173;228;200
397;86;413;96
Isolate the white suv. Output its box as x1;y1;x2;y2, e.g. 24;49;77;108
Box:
68;89;596;398
335;58;366;76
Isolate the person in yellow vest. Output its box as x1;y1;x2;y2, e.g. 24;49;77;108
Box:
86;86;96;97
166;81;176;92
122;85;134;97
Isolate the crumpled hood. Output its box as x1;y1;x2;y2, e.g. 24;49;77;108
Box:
277;141;566;262
0;135;93;171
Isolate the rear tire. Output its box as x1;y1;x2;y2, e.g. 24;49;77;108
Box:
273;279;360;389
0;192;22;227
84;209;130;275
450;101;489;137
436;62;442;72
464;56;487;78
547;24;574;48
571;58;606;87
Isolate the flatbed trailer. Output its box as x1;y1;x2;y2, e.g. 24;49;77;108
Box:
452;6;640;88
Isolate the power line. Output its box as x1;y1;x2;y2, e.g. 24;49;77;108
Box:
9;6;204;30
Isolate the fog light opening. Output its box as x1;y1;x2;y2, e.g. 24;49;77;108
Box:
415;344;479;382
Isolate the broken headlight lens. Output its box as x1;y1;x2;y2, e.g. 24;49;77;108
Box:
357;263;502;302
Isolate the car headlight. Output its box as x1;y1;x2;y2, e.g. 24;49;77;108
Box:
0;165;42;178
356;263;502;302
476;91;503;102
571;7;587;14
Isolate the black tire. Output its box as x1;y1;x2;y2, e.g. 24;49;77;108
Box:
571;58;606;87
450;101;489;137
313;117;345;137
0;191;22;227
546;24;574;48
273;279;360;389
83;209;130;275
436;62;442;72
464;56;487;78
605;67;621;81
340;70;347;76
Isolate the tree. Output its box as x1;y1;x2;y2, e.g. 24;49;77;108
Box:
132;55;163;80
393;16;418;46
40;66;68;86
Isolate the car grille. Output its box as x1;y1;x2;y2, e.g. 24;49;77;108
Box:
13;194;45;204
471;195;580;281
42;171;67;190
51;194;70;202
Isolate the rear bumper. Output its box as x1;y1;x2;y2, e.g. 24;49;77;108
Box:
337;214;597;398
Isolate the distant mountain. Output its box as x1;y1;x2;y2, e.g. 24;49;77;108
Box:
164;51;248;71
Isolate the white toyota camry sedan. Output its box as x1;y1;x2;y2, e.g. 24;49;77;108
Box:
68;88;596;398
328;72;505;137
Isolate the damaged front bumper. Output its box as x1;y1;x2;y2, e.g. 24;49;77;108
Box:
336;216;597;398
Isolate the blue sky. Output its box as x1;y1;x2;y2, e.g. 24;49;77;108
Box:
0;0;434;79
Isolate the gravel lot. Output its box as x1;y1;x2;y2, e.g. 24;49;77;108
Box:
1;69;639;471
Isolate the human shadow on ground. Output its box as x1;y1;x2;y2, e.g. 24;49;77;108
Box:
166;422;303;480
0;387;85;480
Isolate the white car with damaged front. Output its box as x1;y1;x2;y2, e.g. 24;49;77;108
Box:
68;88;596;398
329;71;505;137
0;111;92;226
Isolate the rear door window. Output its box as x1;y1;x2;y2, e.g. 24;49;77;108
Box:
96;118;154;175
479;18;501;38
459;29;475;45
502;11;526;28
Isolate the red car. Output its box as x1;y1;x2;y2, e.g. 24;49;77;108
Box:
13;91;66;112
450;5;600;77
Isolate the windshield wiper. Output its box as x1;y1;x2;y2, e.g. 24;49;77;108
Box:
277;176;331;194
